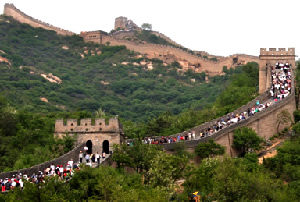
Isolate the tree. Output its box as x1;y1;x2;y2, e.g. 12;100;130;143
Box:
212;157;277;201
233;127;263;157
277;110;293;134
141;23;152;30
195;139;225;159
147;150;189;191
95;108;106;118
111;144;132;169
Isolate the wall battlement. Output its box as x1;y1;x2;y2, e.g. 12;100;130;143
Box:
3;3;75;36
260;48;295;56
55;117;121;133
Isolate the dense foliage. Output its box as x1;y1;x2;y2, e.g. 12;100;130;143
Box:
0;14;260;171
0;166;169;201
233;127;263;157
125;62;259;138
194;139;225;159
0;96;79;172
0;15;229;122
2;134;300;201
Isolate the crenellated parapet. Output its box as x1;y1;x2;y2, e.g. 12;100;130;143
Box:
55;117;121;134
260;48;295;56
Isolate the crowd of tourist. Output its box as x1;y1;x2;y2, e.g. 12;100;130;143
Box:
79;149;107;167
1;148;109;192
140;61;292;145
270;62;292;100
1;159;78;192
141;100;272;145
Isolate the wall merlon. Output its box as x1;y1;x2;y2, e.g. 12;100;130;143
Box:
260;48;295;56
80;118;92;126
67;119;78;127
55;118;121;133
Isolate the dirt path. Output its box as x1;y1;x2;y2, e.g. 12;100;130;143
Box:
258;135;289;164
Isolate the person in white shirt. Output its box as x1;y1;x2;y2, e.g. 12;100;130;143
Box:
68;159;73;168
96;152;100;165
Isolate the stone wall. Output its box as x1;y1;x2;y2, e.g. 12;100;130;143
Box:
112;30;136;39
0;143;85;179
55;117;121;133
162;69;296;156
114;16;127;30
3;3;75;36
162;90;295;155
75;132;121;154
150;31;184;48
55;117;124;155
99;35;259;74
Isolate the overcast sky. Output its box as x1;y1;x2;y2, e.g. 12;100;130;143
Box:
1;0;299;57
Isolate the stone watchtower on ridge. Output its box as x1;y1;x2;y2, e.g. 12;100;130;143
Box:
54;117;124;155
114;16;128;30
114;16;139;30
259;48;296;94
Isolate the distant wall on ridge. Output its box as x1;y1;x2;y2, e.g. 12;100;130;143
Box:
3;3;75;36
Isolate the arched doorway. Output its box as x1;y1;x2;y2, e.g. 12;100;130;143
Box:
86;140;92;154
102;140;109;154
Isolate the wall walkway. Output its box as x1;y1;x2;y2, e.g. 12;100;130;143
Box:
0;143;85;179
162;71;296;155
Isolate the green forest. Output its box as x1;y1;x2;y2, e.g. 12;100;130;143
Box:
0;15;228;122
0;15;260;172
2;132;300;201
2;13;300;201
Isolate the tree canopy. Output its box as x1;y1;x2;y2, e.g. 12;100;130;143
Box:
141;23;152;30
233;127;263;157
194;139;225;159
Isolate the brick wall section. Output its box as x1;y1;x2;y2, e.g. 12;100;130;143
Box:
140;90;269;143
150;31;185;48
3;3;75;36
54;117;124;155
99;35;259;74
162;70;296;156
0;143;85;179
112;30;135;39
55;118;121;133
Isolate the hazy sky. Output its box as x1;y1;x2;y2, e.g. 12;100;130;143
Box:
1;0;299;57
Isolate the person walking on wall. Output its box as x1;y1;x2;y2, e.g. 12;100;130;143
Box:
96;152;100;165
85;153;90;163
79;151;83;163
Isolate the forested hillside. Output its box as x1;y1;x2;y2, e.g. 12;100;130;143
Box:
0;14;263;171
0;15;231;122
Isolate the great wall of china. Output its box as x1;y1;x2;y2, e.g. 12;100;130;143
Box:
0;4;297;177
3;3;74;36
3;3;259;75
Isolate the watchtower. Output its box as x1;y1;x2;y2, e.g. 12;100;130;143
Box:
259;48;296;94
114;16;128;30
54;117;124;155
